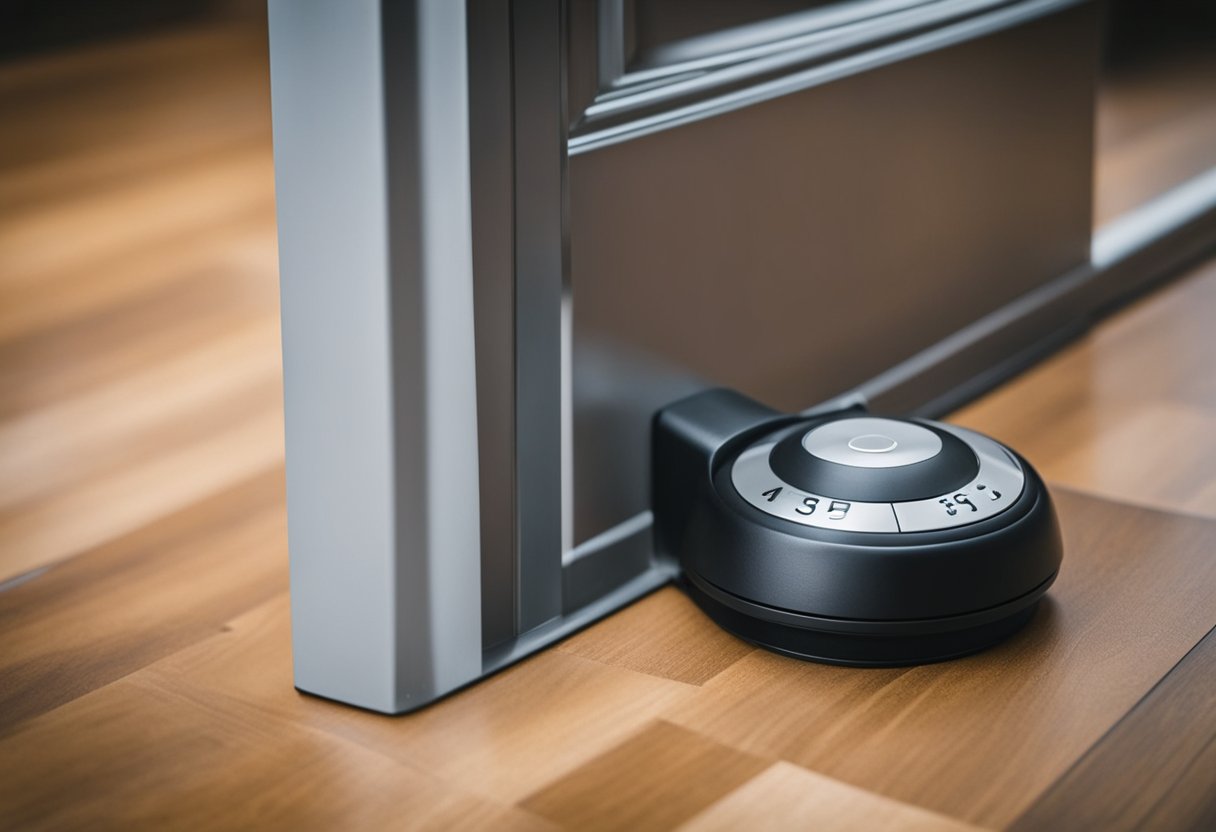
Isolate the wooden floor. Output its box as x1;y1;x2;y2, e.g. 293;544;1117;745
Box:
3;16;1216;832
1096;40;1216;225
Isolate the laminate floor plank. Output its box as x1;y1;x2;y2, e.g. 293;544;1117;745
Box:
0;405;283;581
0;145;276;289
1096;44;1216;225
1010;623;1216;832
556;586;755;685
0;266;278;422
661;490;1216;828
0;318;281;511
0;675;557;832
120;595;702;806
0;25;271;215
953;259;1216;518
520;720;770;832
677;761;985;832
0;206;277;345
0;308;283;579
0;469;287;733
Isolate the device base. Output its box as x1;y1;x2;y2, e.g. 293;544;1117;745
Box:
682;576;1045;667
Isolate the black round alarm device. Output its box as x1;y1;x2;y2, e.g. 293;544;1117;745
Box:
652;388;1062;666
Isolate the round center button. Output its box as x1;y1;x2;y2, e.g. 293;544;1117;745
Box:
801;417;942;468
847;434;898;453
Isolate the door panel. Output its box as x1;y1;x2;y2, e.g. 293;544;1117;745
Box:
567;3;1098;543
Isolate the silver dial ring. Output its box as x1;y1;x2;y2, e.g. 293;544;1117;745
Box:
730;422;1025;534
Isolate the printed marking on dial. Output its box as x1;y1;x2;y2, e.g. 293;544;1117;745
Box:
731;444;900;533
730;425;1027;533
891;423;1026;532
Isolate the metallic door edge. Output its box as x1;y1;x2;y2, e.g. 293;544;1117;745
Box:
270;0;482;714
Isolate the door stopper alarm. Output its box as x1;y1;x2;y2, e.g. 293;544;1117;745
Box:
653;388;1062;666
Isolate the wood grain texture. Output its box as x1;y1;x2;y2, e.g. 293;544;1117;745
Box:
0;19;280;584
1096;43;1216;225
521;720;769;831
0;470;287;733
123;595;701;805
953;260;1216;519
1011;623;1216;832
556;586;754;685
648;492;1216;827
0;675;557;832
677;762;984;832
3;11;1216;832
